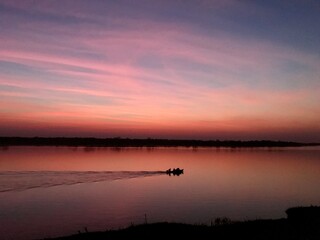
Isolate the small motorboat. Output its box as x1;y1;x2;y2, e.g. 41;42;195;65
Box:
166;168;184;176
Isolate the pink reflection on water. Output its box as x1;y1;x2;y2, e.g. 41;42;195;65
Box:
0;147;320;240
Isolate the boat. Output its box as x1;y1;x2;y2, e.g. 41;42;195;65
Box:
165;168;184;176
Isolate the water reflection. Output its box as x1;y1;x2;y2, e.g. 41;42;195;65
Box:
0;146;320;240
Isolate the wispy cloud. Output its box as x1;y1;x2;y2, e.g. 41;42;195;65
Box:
0;0;319;141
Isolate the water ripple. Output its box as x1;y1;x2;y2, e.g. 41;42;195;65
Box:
0;171;164;192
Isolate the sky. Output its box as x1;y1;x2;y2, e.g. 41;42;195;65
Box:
0;0;319;142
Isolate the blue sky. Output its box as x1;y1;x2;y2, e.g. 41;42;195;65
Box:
0;0;319;141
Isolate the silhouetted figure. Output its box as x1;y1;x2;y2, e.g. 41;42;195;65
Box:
166;168;184;176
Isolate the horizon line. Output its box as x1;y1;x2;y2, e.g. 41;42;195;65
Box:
1;136;319;147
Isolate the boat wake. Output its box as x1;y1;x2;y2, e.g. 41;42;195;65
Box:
0;171;164;193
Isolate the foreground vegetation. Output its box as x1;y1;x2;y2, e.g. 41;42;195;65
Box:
43;207;320;240
1;137;319;147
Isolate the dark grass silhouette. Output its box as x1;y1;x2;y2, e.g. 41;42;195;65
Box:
40;206;320;240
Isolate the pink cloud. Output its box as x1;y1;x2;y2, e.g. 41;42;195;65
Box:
1;3;319;141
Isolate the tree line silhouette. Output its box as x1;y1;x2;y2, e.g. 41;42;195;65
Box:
0;137;318;147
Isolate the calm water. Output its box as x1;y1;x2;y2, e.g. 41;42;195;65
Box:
0;146;320;240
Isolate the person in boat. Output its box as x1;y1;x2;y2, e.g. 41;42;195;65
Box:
166;168;183;175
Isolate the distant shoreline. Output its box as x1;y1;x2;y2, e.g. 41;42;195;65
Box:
1;137;319;147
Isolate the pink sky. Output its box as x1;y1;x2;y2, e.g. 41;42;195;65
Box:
0;1;319;142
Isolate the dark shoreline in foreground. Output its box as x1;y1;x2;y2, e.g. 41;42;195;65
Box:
42;206;320;240
1;137;319;148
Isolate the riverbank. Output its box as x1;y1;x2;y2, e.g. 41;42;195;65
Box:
42;207;320;240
